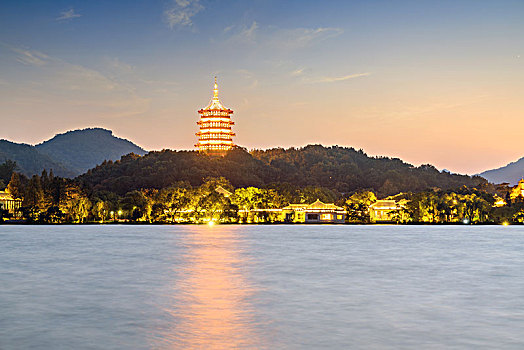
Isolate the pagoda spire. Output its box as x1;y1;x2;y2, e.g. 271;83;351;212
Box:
213;76;219;100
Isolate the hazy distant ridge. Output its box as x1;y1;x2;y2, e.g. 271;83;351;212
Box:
480;157;524;185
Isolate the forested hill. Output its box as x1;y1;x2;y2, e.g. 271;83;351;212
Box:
78;145;486;196
36;128;146;175
0;140;76;178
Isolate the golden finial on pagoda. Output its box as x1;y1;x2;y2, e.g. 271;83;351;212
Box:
213;76;219;100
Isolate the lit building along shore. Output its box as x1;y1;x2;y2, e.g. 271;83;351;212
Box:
195;78;235;155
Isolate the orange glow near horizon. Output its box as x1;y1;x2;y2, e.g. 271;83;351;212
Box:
1;1;523;175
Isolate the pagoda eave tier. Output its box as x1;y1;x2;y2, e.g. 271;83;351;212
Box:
195;145;236;149
195;139;235;142
197;120;234;125
195;143;235;147
198;108;234;114
196;139;234;143
197;117;235;125
196;133;236;137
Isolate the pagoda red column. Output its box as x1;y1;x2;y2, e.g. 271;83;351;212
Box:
195;78;235;155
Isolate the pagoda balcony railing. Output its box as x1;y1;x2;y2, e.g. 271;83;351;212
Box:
198;109;234;115
196;130;235;135
196;137;234;142
195;144;235;149
197;122;235;127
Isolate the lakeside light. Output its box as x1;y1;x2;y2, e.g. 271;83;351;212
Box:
208;221;215;227
503;221;509;226
463;218;469;224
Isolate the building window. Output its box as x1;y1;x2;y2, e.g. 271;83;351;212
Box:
321;213;332;221
307;214;319;221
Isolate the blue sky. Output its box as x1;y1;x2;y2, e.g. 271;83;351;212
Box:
1;0;523;173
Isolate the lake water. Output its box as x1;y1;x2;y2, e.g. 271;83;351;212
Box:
1;225;524;349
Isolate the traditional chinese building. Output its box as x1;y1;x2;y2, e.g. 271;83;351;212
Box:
369;199;408;223
0;189;22;215
281;199;346;223
195;78;235;155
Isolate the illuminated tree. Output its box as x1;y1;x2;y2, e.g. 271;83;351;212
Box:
7;172;24;199
345;191;376;222
22;175;45;221
59;184;91;223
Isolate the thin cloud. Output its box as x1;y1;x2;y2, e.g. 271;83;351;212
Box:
225;23;342;50
236;69;258;89
270;27;343;50
105;57;135;73
57;9;81;21
316;72;371;83
5;45;150;119
164;0;203;29
11;47;50;66
291;68;306;77
226;21;258;44
241;21;258;41
223;25;234;33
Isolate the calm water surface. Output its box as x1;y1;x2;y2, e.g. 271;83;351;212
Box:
1;225;524;349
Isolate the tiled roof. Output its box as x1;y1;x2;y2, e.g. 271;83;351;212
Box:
369;200;400;209
0;190;15;200
201;79;231;111
306;199;344;211
215;186;232;197
284;199;344;211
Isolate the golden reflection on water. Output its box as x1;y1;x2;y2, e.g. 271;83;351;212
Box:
163;226;260;349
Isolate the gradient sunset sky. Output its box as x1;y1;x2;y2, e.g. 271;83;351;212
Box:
0;0;523;174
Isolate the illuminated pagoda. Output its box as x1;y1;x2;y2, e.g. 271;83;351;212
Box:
195;78;235;155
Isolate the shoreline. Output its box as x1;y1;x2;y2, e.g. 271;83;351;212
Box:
1;221;519;226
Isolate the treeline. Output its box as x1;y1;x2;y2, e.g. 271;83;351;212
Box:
2;167;523;224
78;145;485;197
345;188;524;224
3;171;341;223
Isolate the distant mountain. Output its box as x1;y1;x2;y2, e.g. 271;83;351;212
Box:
0;140;75;178
480;157;524;185
0;128;146;178
36;128;146;175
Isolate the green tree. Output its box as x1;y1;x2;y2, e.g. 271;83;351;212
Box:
59;183;91;223
345;191;376;222
22;175;45;221
121;190;149;221
7;172;24;199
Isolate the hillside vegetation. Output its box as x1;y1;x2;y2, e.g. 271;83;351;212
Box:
79;145;486;196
